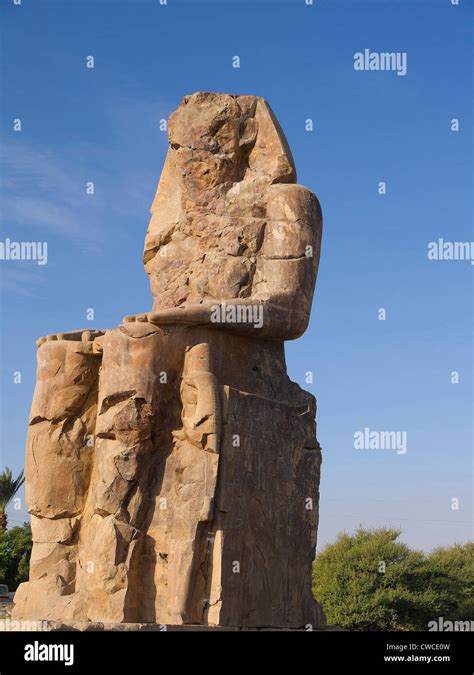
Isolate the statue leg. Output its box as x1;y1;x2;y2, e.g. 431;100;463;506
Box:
12;331;102;621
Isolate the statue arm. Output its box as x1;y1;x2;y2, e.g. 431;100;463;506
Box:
123;297;310;340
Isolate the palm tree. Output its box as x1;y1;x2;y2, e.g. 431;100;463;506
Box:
0;468;25;531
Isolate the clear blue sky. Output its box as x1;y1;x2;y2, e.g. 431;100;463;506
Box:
0;0;472;551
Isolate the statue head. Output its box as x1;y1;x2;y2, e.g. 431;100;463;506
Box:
162;92;296;199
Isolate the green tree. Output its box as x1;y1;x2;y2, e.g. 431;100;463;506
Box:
0;468;25;531
425;543;474;620
0;522;32;591
312;528;473;631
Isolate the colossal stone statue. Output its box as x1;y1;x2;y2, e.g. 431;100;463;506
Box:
13;93;325;630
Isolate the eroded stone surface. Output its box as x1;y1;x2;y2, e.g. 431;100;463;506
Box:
13;93;325;629
141;92;322;340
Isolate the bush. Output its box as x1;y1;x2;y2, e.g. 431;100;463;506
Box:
0;522;32;591
312;527;472;631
